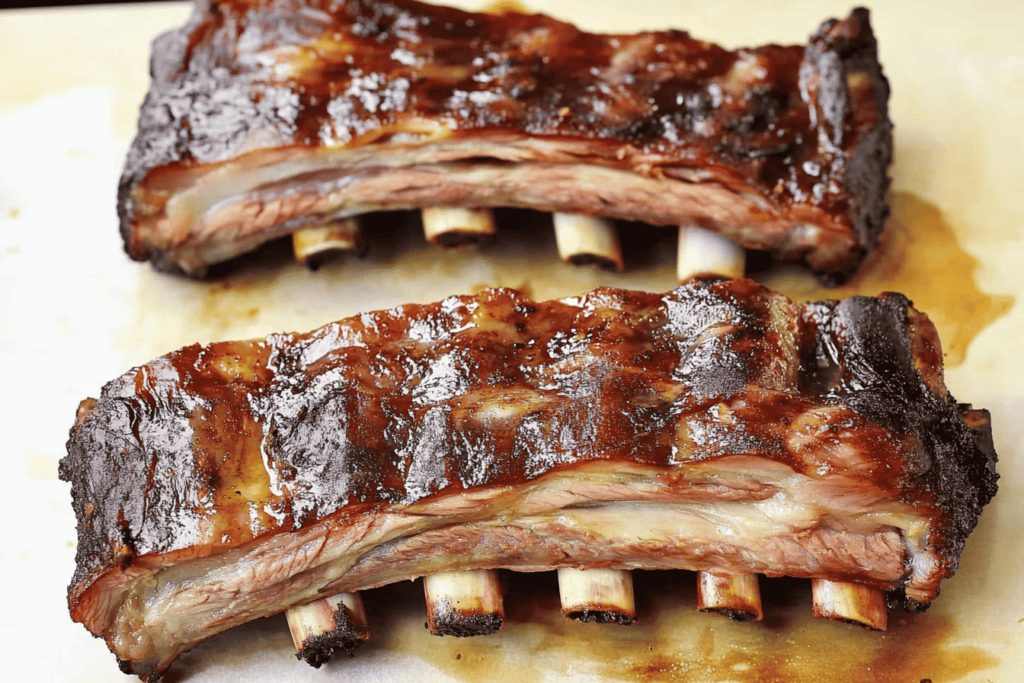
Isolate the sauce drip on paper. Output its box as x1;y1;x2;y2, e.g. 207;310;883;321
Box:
165;192;1010;370
755;191;1014;367
388;572;996;683
172;571;996;682
168;570;997;682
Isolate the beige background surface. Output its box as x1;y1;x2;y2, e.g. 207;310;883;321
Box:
1;1;1021;681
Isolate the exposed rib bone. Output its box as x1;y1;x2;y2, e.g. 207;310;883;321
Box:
552;213;624;271
677;221;757;619
696;572;763;622
811;579;888;630
292;218;363;268
557;568;636;625
676;222;746;282
285;592;371;668
421;207;497;247
423;569;505;637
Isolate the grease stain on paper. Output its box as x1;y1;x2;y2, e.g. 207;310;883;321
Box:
164;570;998;683
756;191;1014;367
361;572;997;683
141;193;1010;372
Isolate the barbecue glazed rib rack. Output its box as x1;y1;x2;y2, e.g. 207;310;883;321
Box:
61;278;997;681
119;0;892;284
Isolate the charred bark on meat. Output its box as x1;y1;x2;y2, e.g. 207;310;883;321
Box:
117;1;892;281
60;278;997;680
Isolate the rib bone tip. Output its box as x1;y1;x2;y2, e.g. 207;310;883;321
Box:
292;218;364;268
285;592;371;668
676;223;745;283
423;569;505;637
557;567;636;625
811;579;888;631
696;572;763;622
422;207;497;247
553;213;624;272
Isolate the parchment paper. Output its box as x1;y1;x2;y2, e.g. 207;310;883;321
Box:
1;2;1021;681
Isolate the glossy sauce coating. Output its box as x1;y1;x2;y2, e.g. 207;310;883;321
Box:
61;279;997;611
120;1;892;279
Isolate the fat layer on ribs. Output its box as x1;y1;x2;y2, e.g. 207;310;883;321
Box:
61;278;996;681
119;0;892;282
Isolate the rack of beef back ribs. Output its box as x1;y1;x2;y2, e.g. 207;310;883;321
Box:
61;279;997;680
119;0;891;283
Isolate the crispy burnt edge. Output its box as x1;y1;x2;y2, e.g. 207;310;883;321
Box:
564;610;635;626
428;610;505;637
60;396;136;627
888;403;997;612
295;604;365;668
800;292;998;608
804;7;893;286
116;2;892;283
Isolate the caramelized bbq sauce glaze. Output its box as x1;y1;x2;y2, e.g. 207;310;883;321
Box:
61;279;997;613
120;0;891;280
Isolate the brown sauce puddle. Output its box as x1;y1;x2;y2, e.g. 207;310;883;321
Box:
172;571;997;682
374;572;997;683
755;191;1014;367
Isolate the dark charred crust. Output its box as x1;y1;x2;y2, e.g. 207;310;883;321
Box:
902;596;933;614
295;605;364;668
116;657;133;675
804;7;893;267
565;610;636;625
118;657;164;683
427;611;504;637
118;0;892;279
60;418;125;611
116;1;209;267
946;406;999;559
799;294;997;575
885;589;933;614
